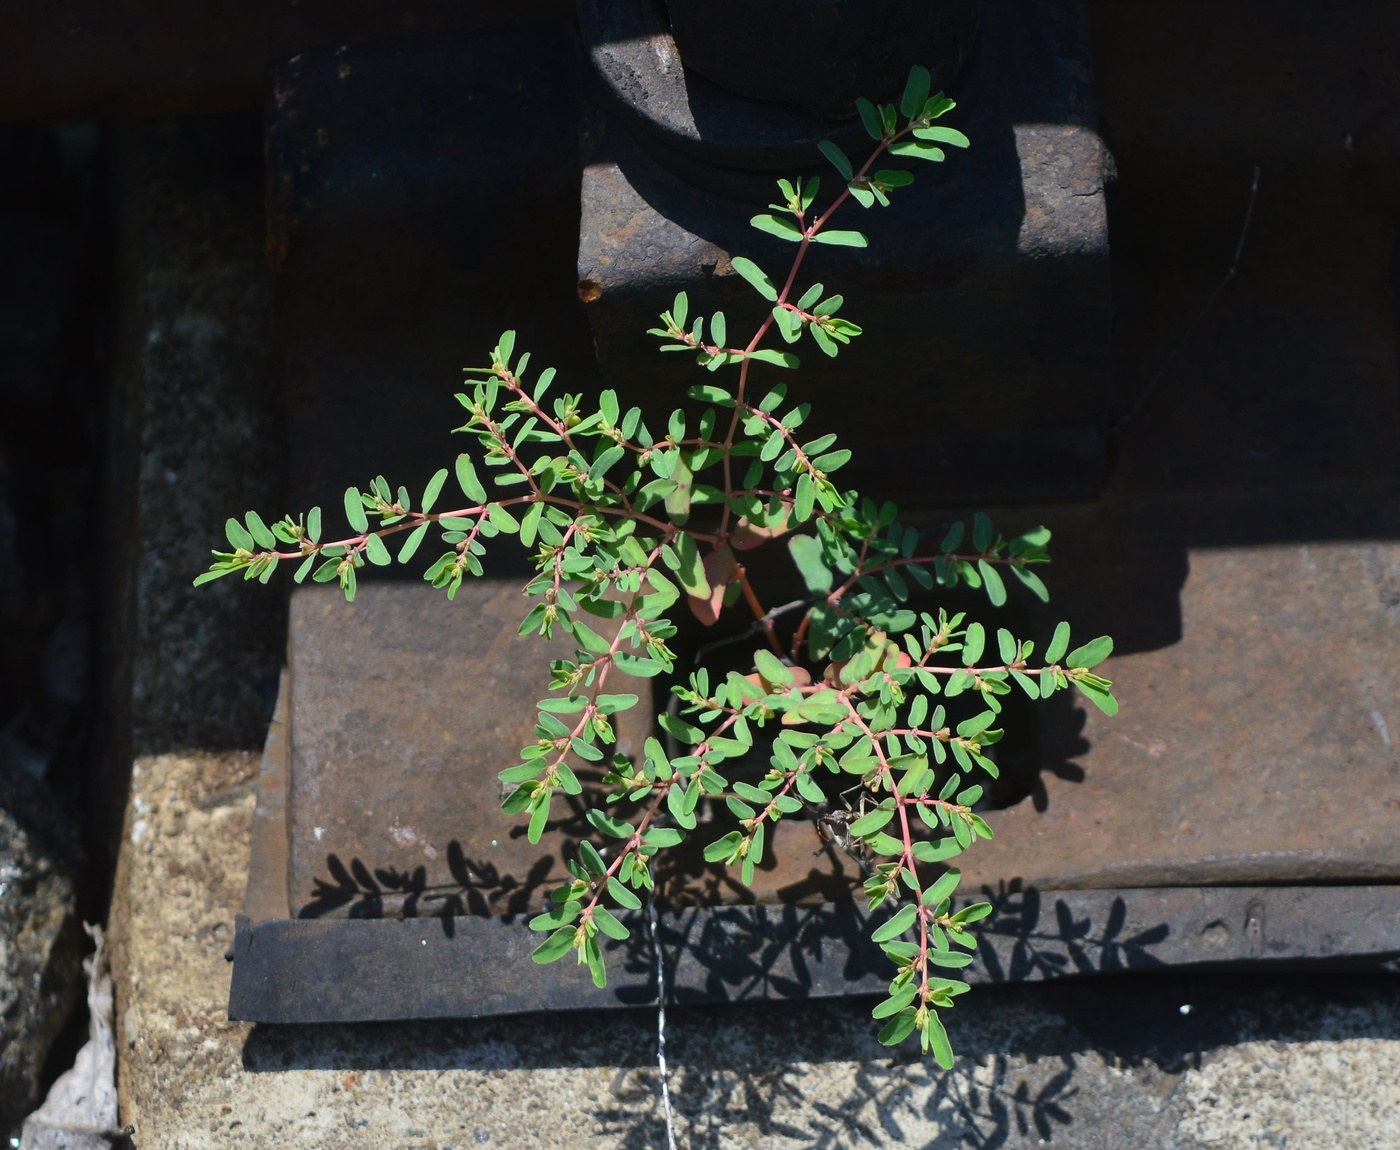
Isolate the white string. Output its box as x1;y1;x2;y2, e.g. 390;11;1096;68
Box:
648;890;680;1150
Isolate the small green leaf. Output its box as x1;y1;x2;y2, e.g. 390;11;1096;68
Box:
996;628;1017;664
950;901;993;925
1075;677;1120;716
753;649;795;687
344;488;368;533
519;501;545;547
888;139;946;162
979;560;1006;606
912;838;964;863
871;903;918;943
1045;621;1071;664
224;517;255;551
750;213;804;242
811;229;867;248
527;799;549;843
749;349;800;369
787;534;832;594
614;651;667;677
244;511;277;549
589;444;625;483
593;906;630;941
849;807;895;837
913;125;970;149
818;140;853;179
925;868;961;908
608;876;642;909
455;455;487;502
900;64;931;120
665;453;694;526
688;383;734;405
793;474;816;522
670;531;708;597
1011;564;1050;603
495;329;516;368
703;831;744;863
488;503;520;533
878;1008;918;1047
873;169;914;189
872;985;917;1018
584;935;607;987
924;1009;954;1068
731;256;778;302
586;809;633;839
972;512;993;552
856;96;884;140
364;534;391;566
1067;635;1113;670
1011;669;1040;698
531;927;576;963
421;469;448;514
962;622;985;666
578;840;606;874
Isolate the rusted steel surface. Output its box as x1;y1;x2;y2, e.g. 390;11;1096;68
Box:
241;669;290;924
229;885;1400;1022
967;535;1400;891
285;583;653;920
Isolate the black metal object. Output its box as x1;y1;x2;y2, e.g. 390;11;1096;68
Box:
576;0;1112;504
230;886;1400;1023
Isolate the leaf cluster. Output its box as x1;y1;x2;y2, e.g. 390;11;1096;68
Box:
198;66;1115;1065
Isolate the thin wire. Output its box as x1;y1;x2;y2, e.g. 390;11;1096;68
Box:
692;597;810;662
649;889;680;1150
1113;165;1261;432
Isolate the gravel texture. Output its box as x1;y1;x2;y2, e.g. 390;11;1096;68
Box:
112;748;1400;1150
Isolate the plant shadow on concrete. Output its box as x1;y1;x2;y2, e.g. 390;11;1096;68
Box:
240;970;1400;1148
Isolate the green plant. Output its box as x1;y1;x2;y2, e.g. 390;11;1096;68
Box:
199;66;1115;1066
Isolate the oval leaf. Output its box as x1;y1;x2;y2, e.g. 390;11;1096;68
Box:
731;256;778;302
871;903;918;943
1066;635;1113;669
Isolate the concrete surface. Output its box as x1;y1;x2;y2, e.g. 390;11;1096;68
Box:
112;747;1400;1149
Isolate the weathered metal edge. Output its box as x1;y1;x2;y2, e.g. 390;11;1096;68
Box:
228;885;1400;1024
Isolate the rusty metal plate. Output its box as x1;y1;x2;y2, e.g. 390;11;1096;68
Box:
285;582;657;919
968;533;1400;891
